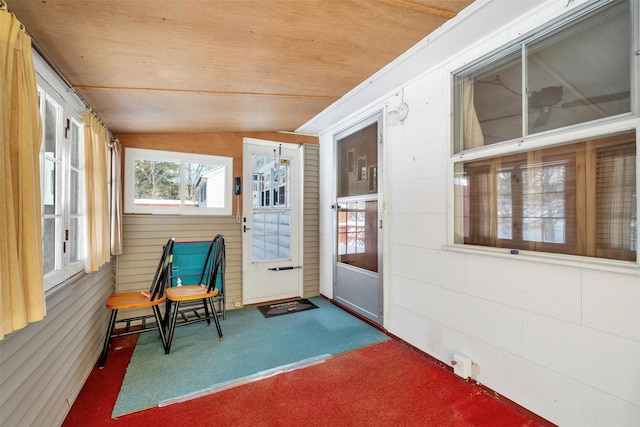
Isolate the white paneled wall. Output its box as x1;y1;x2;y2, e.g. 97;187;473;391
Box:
582;270;640;339
303;143;320;298
316;0;640;425
0;264;113;427
116;215;243;319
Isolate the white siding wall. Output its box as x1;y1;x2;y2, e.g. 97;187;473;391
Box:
303;144;320;298
0;264;113;427
316;0;640;425
117;215;243;313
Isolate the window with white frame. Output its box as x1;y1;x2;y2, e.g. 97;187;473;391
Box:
452;0;637;262
36;64;86;291
124;148;233;215
453;0;631;152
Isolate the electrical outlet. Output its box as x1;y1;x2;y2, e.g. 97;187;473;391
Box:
234;301;242;308
452;354;473;379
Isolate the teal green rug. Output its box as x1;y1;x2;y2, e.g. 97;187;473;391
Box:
112;297;389;417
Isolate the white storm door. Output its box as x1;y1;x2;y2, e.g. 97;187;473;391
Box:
242;139;302;305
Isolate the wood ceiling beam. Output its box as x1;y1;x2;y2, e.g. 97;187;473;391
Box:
73;85;339;100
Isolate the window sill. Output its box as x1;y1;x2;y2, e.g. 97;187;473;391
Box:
444;244;640;276
45;270;86;300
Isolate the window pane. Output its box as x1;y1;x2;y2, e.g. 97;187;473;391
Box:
460;162;492;245
44;98;58;154
69;170;79;215
526;1;631;134
134;159;180;206
43;158;56;215
186;162;226;208
522;155;575;245
43;218;56;275
497;181;513;239
70;120;81;169
457;50;522;151
455;132;635;261
475;152;576;249
596;141;636;258
126;148;232;214
69;217;80;263
454;0;631;153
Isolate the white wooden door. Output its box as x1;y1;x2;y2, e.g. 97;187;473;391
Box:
242;139;302;305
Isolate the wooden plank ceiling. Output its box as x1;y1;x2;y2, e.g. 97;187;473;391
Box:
9;0;473;134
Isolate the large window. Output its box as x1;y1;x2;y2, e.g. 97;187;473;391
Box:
124;148;232;215
454;0;631;152
454;132;636;261
37;70;86;290
452;0;637;263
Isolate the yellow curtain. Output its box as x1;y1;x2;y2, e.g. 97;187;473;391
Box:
110;140;123;256
0;7;46;340
83;112;111;272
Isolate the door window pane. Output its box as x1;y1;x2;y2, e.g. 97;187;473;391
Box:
251;155;291;262
337;122;378;197
337;200;378;272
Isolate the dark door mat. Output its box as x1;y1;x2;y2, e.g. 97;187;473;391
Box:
257;298;319;318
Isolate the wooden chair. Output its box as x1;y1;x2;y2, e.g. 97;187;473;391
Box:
99;237;175;367
165;234;224;354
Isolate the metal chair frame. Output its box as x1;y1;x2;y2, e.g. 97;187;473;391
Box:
99;238;175;367
164;234;225;354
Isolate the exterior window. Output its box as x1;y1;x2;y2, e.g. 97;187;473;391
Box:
451;0;637;263
454;0;631;152
454;132;636;262
124;148;232;215
37;81;85;291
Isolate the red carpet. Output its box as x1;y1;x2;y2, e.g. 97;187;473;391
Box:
64;336;551;426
